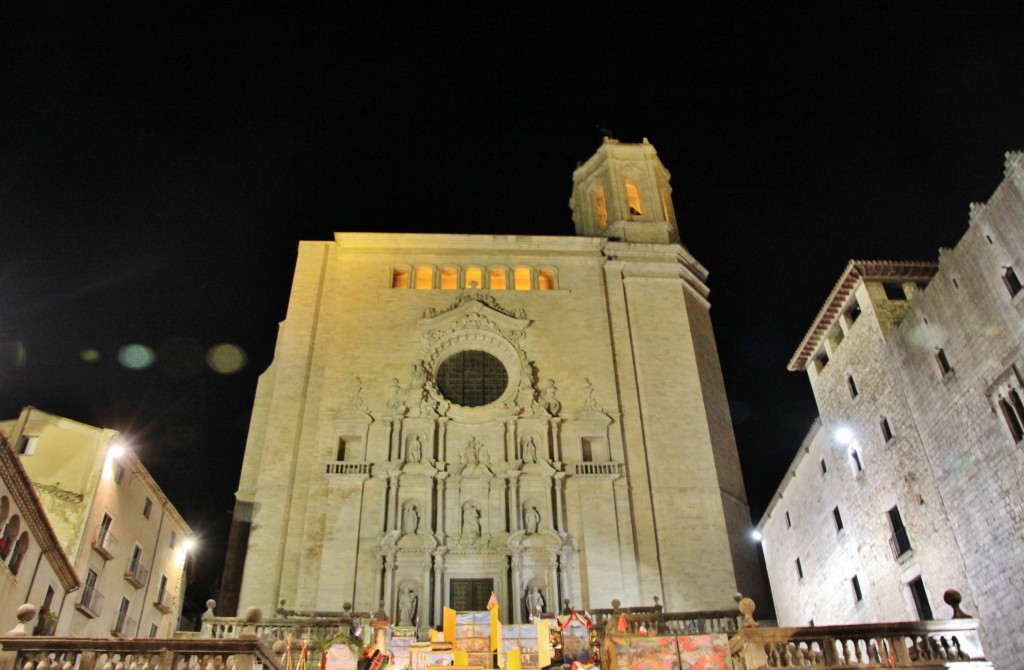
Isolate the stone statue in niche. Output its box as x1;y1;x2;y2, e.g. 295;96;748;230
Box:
538;379;561;416
461;438;481;466
524;505;541;534
406;361;429;410
463;504;481;538
525;586;544;619
521;436;538;463
407;435;423;463
398;588;418;626
386;378;406;412
581;378;600;411
346;377;369;412
478;444;490;466
402;503;420;535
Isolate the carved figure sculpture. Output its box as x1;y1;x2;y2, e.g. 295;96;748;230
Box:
407;435;423;463
524;505;541;534
402;503;419;535
539;379;561;416
386;378;405;411
522;436;538;463
398;589;418;626
525;587;544;619
463;504;481;537
581;378;599;411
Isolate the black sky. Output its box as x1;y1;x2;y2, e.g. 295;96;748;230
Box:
1;5;1022;603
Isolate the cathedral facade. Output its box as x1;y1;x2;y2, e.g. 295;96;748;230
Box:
221;139;761;631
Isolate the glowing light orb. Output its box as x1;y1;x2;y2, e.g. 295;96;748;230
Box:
109;444;125;459
1;340;27;368
118;344;155;370
751;530;762;542
834;427;854;445
206;343;247;374
81;349;101;362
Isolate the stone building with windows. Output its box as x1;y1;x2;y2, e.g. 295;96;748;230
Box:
221;139;765;631
758;151;1024;668
0;407;192;638
0;432;78;635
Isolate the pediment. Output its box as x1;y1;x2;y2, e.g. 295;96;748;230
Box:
419;294;531;335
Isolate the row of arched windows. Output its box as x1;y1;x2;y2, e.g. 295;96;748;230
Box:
392;265;557;291
0;496;29;575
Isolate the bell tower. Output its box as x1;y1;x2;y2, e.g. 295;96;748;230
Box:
569;137;680;244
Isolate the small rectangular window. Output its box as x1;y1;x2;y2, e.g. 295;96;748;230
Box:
337;437;347;461
625;179;642;215
169;531;177;550
813;352;829;372
888;506;912;557
880;417;893;442
845;302;861;323
908;577;933;620
538;270;555;291
847;374;859;399
1000;391;1024;442
935;348;952;376
833;506;844;532
795;557;803;579
149;623;159;638
391;268;410;289
414;266;434;290
820;458;827;475
114;464;125;485
143;498;152;519
465;267;483;289
785;511;792;528
17;436;38;455
852;575;863;602
440;267;458;290
883;283;906;300
851;450;863;472
1004;267;1022;297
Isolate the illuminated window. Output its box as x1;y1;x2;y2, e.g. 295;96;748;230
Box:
625;179;642;216
538;269;555;291
391;268;410;289
489;268;507;290
593;185;608;229
441;267;458;290
415;266;434;290
465;267;483;289
514;267;532;291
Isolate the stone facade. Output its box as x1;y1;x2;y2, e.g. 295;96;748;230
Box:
222;139;765;630
760;152;1024;668
0;408;192;638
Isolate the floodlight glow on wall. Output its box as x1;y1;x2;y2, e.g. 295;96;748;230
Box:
834;427;854;445
750;530;763;542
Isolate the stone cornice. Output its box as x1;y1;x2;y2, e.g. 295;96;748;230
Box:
787;260;938;372
0;439;79;591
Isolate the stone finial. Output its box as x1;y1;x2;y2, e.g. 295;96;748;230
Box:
944;589;972;619
733;592;743;604
272;640;287;656
611;599;621;611
373;600;389;621
738;597;759;628
202;600;216;621
7;604;37;636
343;602;352;613
240;606;262;638
653;596;661;611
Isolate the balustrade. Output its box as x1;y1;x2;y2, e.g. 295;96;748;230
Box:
0;637;281;670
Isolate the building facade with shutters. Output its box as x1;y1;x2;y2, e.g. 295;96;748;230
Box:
1;407;192;638
221;139;766;631
758;152;1024;669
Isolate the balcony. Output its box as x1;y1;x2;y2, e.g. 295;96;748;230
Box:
153;591;172;614
92;529;119;560
125;561;150;589
112;612;136;637
74;586;104;618
572;462;624;477
890;527;913;559
324;461;371;476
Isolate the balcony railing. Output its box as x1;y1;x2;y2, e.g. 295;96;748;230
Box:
112;612;137;637
92;529;119;560
0;636;281;670
125;561;150;589
75;586;104;618
153;590;172;614
572;462;624;477
890;527;913;559
324;461;371;476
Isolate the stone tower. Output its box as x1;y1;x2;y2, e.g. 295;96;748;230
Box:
220;139;763;628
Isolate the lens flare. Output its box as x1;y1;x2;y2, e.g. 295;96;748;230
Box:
118;344;155;370
206;343;247;374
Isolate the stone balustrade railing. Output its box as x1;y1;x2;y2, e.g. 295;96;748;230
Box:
0;636;282;670
587;597;742;642
728;619;991;669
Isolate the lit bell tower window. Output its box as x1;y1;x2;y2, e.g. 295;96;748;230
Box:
489;268;507;290
593;185;608;229
625;178;642;216
465;267;483;289
514;267;532;291
415;266;434;290
441;267;458;290
538;269;555;291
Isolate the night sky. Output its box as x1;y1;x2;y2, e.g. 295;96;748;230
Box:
2;6;1022;604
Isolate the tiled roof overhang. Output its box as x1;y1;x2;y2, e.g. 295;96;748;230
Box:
787;260;938;372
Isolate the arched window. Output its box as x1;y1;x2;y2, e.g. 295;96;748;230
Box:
440;267;459;290
0;515;20;561
489;268;507;290
465;267;483;289
513;267;532;291
415;266;434;290
391;267;411;289
8;531;28;575
625;178;642;216
538;269;555;291
592;185;608;229
0;496;9;530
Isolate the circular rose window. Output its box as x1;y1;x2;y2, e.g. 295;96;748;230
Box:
436;350;509;407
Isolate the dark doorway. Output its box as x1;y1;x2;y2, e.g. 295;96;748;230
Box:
908;577;933;620
449;578;494;611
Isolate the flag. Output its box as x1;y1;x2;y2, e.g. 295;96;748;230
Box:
616;615;628;632
486;591;498;610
